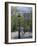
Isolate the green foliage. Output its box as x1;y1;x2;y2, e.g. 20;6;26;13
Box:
11;7;32;32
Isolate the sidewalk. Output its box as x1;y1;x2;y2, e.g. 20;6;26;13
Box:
11;31;32;39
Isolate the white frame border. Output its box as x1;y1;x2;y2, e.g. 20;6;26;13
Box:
8;3;35;43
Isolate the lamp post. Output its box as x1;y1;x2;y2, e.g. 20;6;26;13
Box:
23;13;25;33
18;14;21;39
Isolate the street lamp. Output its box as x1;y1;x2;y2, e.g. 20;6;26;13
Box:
18;14;21;39
23;13;26;33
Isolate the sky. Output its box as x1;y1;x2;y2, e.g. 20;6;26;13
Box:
16;6;32;13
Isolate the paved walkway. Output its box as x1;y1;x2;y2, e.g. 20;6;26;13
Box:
11;31;32;39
